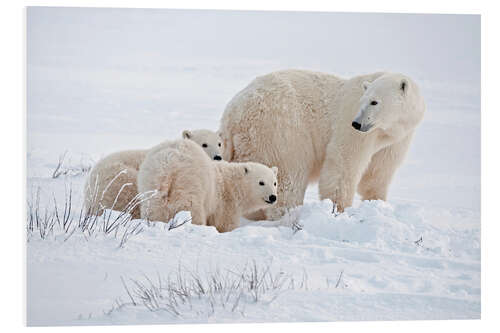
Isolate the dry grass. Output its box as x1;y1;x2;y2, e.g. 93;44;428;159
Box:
114;261;309;318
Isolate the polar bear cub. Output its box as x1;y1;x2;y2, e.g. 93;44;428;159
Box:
137;139;278;232
84;129;223;219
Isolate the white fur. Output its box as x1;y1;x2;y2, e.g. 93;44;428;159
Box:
137;139;278;232
219;69;425;218
84;129;223;219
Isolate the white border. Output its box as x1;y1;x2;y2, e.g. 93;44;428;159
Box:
2;0;498;332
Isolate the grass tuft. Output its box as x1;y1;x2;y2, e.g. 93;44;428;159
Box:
111;261;307;318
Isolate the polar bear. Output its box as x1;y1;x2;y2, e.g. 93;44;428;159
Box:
84;129;223;219
219;69;425;219
137;139;278;232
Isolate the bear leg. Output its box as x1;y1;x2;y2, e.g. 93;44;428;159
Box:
318;144;372;212
189;202;207;226
358;133;414;201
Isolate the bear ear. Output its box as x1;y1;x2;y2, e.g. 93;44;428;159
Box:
271;166;278;176
362;81;371;91
400;79;408;95
182;130;192;139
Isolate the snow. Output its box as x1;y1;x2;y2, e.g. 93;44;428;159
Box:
27;199;480;325
26;7;480;326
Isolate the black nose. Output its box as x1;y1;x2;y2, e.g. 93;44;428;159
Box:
213;155;222;161
352;121;361;130
268;195;276;203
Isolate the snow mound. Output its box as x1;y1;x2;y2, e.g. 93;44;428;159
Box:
294;200;480;259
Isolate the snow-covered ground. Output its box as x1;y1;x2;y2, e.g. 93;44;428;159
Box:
26;8;480;326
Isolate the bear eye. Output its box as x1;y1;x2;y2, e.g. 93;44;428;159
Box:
370;101;378;106
259;181;265;186
202;143;208;148
274;182;276;186
218;143;221;147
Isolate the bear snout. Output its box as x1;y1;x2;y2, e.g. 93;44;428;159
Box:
268;194;277;203
213;155;222;161
352;121;361;130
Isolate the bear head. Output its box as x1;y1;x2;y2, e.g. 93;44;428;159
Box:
352;73;425;139
240;162;278;210
182;129;223;161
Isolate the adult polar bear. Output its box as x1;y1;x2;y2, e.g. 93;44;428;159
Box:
219;69;425;219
